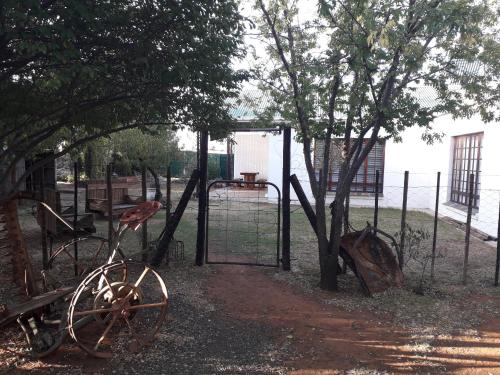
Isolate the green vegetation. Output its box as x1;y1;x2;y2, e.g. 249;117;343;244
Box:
84;127;180;178
253;0;500;290
0;1;247;196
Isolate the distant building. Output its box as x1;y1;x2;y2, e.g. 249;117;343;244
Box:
229;89;500;237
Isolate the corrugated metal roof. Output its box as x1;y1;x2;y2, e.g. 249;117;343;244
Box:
229;59;483;123
228;89;274;121
229;86;441;123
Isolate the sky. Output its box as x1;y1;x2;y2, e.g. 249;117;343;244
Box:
178;1;319;153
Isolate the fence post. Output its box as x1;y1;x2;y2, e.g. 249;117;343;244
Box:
40;167;48;270
226;136;232;181
495;199;500;286
73;162;79;276
141;166;148;261
282;127;291;271
399;171;409;270
463;173;475;285
431;171;440;282
195;130;208;266
374;170;379;230
166;165;171;224
106;164;113;249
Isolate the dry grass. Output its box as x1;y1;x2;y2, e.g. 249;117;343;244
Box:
2;184;500;374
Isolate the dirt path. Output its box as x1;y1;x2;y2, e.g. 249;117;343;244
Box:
205;265;500;375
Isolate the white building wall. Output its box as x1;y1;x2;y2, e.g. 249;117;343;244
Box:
264;116;500;236
233;132;270;180
267;129;312;202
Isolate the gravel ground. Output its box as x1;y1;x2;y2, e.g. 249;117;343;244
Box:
1;263;288;375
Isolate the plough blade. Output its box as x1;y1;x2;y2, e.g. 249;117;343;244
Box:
340;231;404;295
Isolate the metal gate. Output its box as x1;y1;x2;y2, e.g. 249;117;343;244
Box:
205;180;281;267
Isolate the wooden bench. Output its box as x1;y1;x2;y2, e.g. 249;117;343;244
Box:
86;177;141;217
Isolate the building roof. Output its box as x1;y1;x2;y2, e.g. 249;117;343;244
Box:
229;86;441;124
228;89;276;123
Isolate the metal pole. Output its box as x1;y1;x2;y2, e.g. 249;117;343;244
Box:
195;131;200;198
431;171;441;282
142;166;148;261
399;171;409;270
73;162;79;276
282;127;291;271
40;167;48;270
495;199;500;286
226;136;232;181
106;164;113;248
195;130;208;266
374;170;379;230
463;173;475;285
166;165;171;224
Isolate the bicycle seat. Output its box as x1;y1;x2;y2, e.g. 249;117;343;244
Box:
120;201;162;230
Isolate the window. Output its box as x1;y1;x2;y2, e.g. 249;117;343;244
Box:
314;139;385;194
450;132;482;208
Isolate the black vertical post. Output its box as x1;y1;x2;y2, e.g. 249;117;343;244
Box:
85;181;89;213
399;171;409;270
165;165;172;265
141;166;148;261
431;171;441;282
463;173;475;285
106;164;113;248
40;167;48;270
282;127;291;271
374;170;380;230
196;130;208;266
495;200;500;286
166;165;172;224
226;136;232;181
195;131;200;198
73;162;79;276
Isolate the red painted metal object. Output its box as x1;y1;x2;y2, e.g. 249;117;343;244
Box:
120;201;163;230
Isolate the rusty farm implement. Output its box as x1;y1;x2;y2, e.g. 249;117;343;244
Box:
0;196;168;358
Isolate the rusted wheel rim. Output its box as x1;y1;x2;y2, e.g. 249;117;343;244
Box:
67;261;168;358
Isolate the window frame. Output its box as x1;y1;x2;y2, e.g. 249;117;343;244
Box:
313;138;385;194
450;132;483;208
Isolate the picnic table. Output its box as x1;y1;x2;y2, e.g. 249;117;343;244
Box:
240;172;259;189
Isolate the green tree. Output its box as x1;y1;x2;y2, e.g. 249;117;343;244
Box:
254;0;499;290
84;127;179;178
106;127;178;177
0;0;246;197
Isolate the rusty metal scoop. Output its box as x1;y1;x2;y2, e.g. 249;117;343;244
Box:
120;201;162;230
340;226;404;296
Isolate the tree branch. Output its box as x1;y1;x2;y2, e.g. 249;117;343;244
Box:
2;121;174;199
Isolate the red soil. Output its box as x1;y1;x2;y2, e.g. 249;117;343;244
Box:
206;265;500;375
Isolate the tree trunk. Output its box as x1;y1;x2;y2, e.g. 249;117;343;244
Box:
147;167;162;202
325;187;348;288
84;146;93;180
315;194;338;290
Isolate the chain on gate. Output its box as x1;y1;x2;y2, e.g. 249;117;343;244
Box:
205;180;281;267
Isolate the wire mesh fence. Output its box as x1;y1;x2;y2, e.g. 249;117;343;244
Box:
206;181;280;267
290;171;500;291
13;152;500;296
